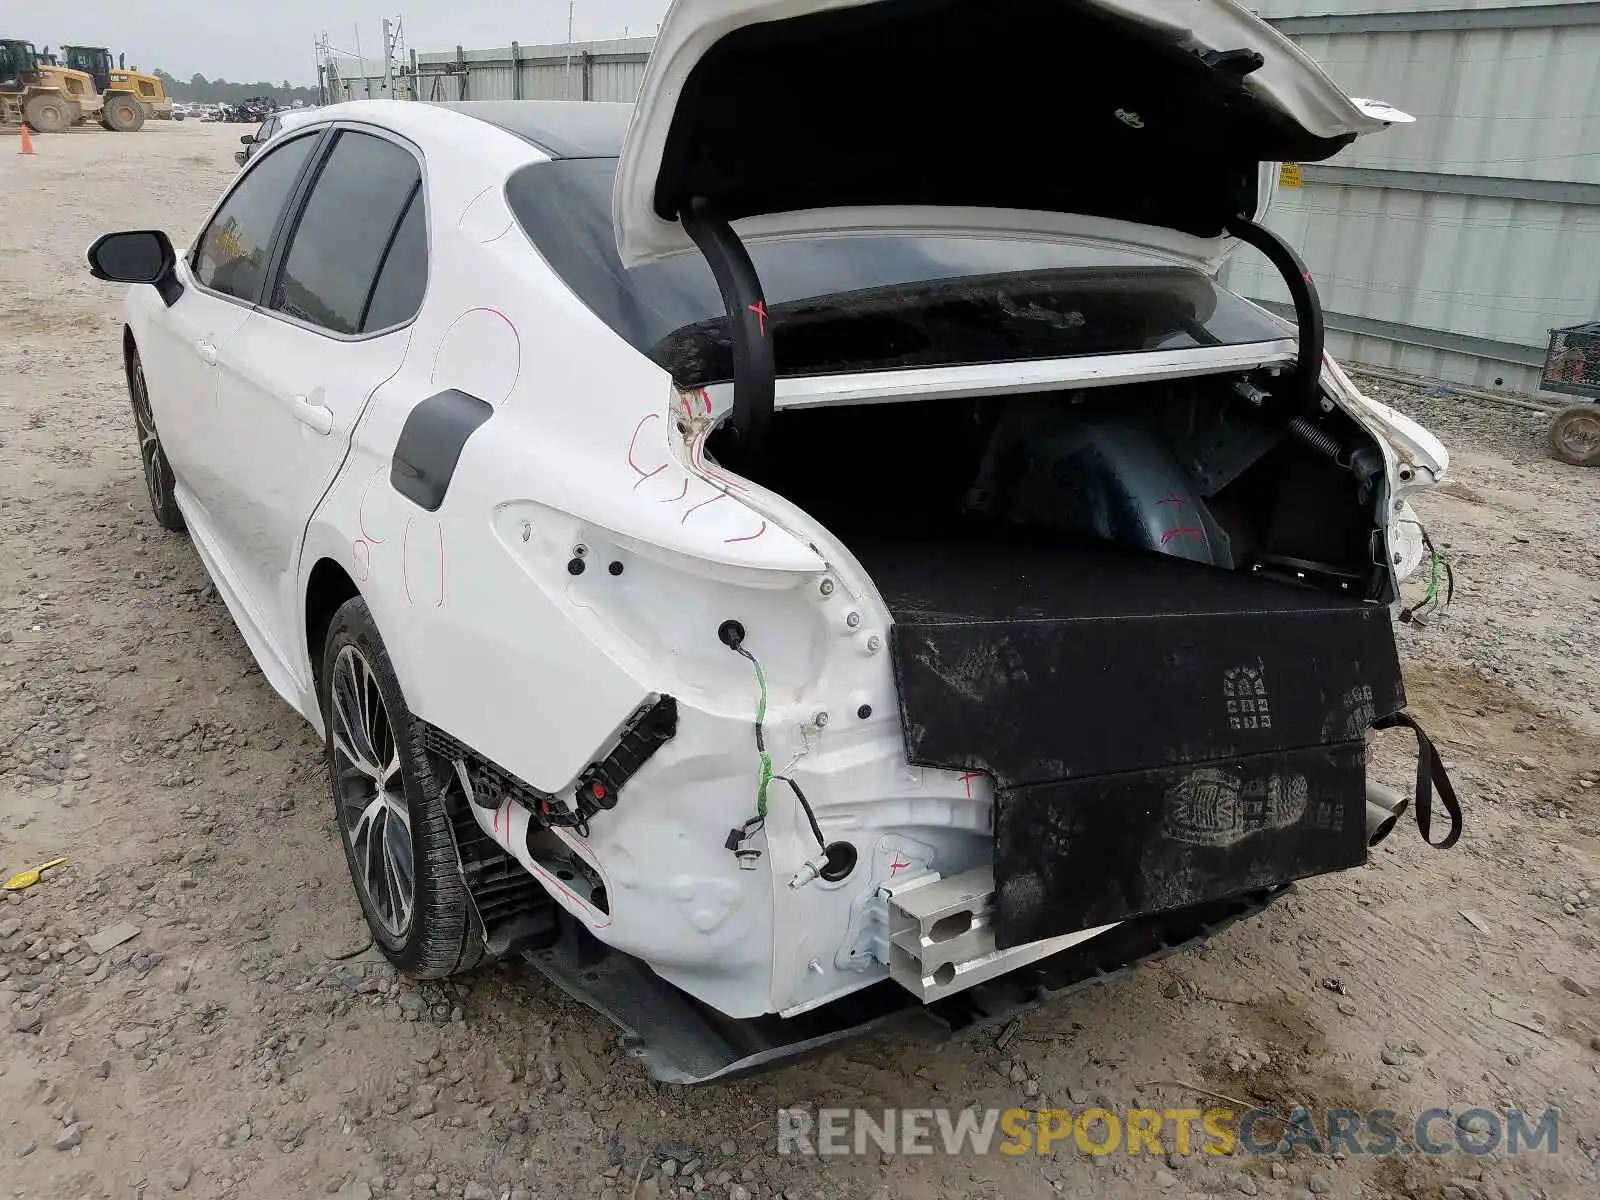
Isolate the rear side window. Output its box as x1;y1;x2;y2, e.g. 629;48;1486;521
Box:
359;188;427;332
192;132;318;303
269;130;422;335
138;80;155;96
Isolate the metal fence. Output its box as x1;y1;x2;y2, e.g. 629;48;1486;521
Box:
1220;1;1600;395
408;38;653;104
336;5;1600;396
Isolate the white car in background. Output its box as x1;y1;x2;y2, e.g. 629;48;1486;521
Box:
85;0;1457;1081
235;107;316;166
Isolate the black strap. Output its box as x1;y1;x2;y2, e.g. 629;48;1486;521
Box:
1371;712;1462;850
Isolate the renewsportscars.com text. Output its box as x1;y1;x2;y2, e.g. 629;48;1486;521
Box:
776;1106;1559;1158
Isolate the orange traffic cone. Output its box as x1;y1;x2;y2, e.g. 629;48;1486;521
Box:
18;123;35;155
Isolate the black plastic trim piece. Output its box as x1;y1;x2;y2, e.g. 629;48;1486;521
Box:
681;197;773;469
1200;48;1265;77
577;695;679;814
391;389;494;512
1226;215;1325;411
424;723;596;839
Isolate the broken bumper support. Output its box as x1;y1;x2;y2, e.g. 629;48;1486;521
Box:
886;866;1115;1003
522;886;1289;1083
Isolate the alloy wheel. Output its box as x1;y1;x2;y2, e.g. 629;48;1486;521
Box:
330;644;416;938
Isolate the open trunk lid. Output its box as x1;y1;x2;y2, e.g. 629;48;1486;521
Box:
614;0;1409;268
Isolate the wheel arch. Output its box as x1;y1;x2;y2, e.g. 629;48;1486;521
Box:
305;557;361;700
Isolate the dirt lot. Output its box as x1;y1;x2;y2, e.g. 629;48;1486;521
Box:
2;121;1598;1200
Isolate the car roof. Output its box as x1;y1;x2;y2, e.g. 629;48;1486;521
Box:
426;101;632;158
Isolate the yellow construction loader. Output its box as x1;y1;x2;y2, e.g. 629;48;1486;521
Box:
0;38;101;131
62;46;172;129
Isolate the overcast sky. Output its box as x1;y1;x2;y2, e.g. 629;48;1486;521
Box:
54;1;674;85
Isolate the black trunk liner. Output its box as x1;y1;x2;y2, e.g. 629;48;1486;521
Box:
854;526;1403;946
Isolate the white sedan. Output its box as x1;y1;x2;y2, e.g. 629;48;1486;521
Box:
87;0;1457;1081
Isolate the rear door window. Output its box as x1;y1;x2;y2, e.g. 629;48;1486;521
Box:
358;187;428;332
192;132;319;303
267;129;422;336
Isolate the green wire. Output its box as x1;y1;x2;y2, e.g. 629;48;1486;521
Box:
752;655;768;725
756;750;773;821
746;652;772;822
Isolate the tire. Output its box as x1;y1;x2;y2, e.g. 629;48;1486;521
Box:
22;95;70;134
103;95;145;132
126;346;186;532
322;596;486;979
1547;404;1600;467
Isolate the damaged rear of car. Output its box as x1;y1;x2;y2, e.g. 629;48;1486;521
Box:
456;0;1464;1079
107;0;1466;1086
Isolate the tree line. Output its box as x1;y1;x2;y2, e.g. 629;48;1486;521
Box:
151;70;322;106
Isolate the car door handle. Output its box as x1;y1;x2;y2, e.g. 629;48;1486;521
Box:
291;395;335;436
195;338;218;365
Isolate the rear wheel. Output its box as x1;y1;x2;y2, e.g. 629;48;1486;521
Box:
103;95;145;132
22;95;69;134
126;346;185;532
322;597;486;979
1548;404;1600;466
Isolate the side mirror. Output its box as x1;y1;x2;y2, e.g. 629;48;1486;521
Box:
86;230;183;306
240;133;254;144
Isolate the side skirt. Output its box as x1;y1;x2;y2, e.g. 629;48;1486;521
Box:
173;482;315;718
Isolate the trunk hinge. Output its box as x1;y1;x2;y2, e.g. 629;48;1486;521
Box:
1225;215;1325;412
681;197;774;470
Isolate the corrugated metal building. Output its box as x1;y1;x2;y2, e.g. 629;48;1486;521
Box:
411;39;653;104
399;6;1598;395
1221;1;1600;395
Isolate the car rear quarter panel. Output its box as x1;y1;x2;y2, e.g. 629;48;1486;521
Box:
301;130;817;797
298;134;843;1011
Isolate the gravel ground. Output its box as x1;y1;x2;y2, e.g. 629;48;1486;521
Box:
1;122;1598;1200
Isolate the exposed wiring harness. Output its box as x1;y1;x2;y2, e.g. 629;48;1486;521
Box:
718;623;828;878
1398;521;1455;627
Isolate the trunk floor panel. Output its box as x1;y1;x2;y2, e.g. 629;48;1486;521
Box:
859;526;1405;785
995;742;1367;948
856;524;1375;625
852;527;1402;947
